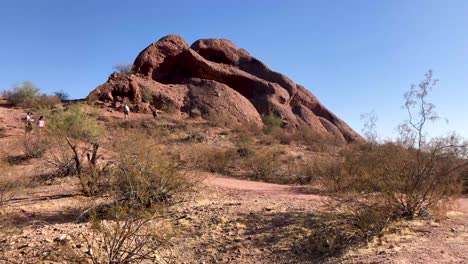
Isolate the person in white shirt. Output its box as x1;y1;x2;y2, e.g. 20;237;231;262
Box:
123;104;130;119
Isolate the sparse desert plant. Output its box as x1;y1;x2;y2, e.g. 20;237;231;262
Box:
140;85;153;103
113;63;134;75
181;131;207;143
304;201;391;257
54;89;70;101
73;209;171;264
262;112;283;134
285;158;316;184
322;71;468;220
245;148;280;181
0;162;16;208
462;168;468;193
4;81;40;106
26;95;61;109
0;161;30;210
21;134;49;159
111;134;197;211
45;105;105;196
190;146;237;174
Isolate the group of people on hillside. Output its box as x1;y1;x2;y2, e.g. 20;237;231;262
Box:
23;112;45;136
23;104;157;135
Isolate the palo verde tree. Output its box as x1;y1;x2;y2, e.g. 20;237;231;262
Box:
389;70;468;218
46;104;105;196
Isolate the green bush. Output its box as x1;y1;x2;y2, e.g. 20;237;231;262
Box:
4;81;40;106
46;105;103;142
44;105;105;196
262;112;283;134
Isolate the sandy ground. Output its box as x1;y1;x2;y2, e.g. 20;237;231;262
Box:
0;102;467;263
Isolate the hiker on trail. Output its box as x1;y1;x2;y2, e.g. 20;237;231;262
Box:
123;104;130;119
152;110;158;119
24;112;34;136
37;116;45;131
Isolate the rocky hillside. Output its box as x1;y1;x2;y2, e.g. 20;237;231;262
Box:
89;35;361;143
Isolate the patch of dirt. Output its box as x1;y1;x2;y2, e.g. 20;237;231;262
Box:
0;103;467;263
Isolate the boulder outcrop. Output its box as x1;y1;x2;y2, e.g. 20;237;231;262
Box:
89;35;362;143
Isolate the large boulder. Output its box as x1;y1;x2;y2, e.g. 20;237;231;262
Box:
89;35;362;143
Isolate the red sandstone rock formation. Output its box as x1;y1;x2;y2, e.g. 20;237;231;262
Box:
89;35;362;143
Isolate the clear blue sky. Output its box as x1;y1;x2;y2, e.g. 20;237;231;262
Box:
1;0;467;138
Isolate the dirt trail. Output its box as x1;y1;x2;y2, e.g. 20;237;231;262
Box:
204;174;324;201
1;102;468;263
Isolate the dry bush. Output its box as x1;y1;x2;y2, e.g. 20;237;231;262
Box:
111;133;197;211
304;200;391;257
44;140;77;177
293;125;342;152
44;105;106;196
24;95;61;109
316;141;466;219
0;161;30;210
318;71;468;220
245;148;281;181
462;167;468;193
179;130;207;143
284;157;316;184
188;146;237;174
0;163;17;208
113;63;134;75
139;84;153;103
62;209;171;264
21;134;49;159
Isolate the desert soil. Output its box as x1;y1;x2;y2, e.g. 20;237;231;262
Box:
0;103;467;263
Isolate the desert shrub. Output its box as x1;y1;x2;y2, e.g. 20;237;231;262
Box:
462;168;468;193
0;161;30;209
21;134;49;159
45;105;105;196
25;95;61;109
44;142;76;178
113;63;134;75
87;92;99;104
111;135;196;211
304;202;391;257
46;105;102;141
179;130;207;143
245;148;280;181
292;125;342;152
139;85;153;103
190;146;237;174
285;158;316;184
3;81;40;106
318;140;466;219
320;72;468;220
64;208;171;264
54;90;70;101
262;112;283;134
0;162;16;208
